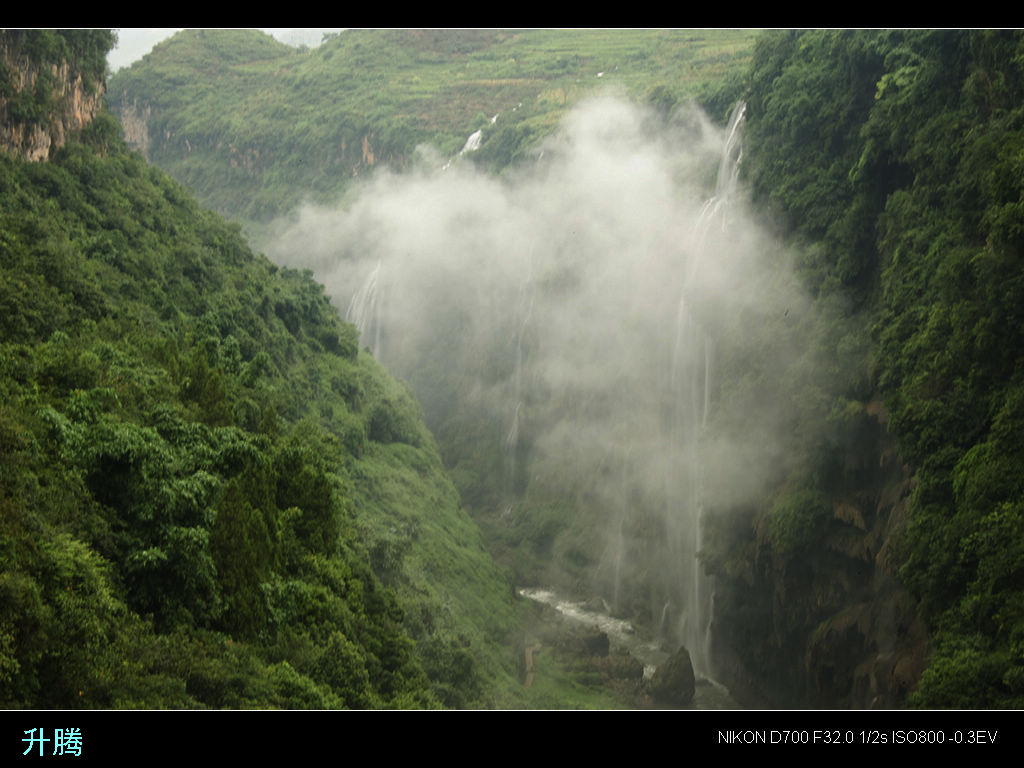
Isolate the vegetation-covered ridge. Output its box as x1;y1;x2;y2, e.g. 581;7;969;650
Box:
107;28;755;228
730;29;1024;708
0;31;526;708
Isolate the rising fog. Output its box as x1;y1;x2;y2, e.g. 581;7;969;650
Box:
265;95;813;672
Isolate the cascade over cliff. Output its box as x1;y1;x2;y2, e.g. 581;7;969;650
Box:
0;30;110;161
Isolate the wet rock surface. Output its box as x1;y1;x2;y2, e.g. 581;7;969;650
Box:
650;645;696;707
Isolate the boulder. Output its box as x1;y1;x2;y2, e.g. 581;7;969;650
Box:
650;645;695;706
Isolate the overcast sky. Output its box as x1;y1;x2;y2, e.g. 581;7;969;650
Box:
107;28;344;72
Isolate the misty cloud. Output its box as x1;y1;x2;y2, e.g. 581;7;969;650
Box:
265;94;811;672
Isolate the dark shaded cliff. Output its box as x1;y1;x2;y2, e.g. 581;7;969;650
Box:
709;400;928;708
715;29;1024;709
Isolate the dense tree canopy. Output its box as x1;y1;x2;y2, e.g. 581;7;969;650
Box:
742;29;1024;708
0;88;523;708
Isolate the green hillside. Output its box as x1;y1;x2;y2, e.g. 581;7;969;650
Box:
107;29;755;230
729;29;1024;708
0;30;534;709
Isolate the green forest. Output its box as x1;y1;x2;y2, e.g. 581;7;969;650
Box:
0;30;528;709
739;30;1024;708
2;29;1023;710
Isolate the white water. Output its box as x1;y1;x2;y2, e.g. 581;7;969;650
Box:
502;258;535;514
459;116;498;156
345;259;384;356
601;102;745;679
663;100;746;678
521;587;663;674
460;129;483;155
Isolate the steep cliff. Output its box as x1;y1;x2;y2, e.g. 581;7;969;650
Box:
0;30;110;161
105;30;411;224
726;30;1024;709
709;401;928;708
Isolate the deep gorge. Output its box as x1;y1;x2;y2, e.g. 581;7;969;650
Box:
2;28;1023;710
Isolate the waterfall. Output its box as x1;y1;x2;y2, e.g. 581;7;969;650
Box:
319;97;752;687
460;129;484;155
345;259;384;356
666;100;745;678
502;257;535;515
460;116;498;156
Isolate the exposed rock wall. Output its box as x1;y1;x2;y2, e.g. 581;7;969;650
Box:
0;36;105;161
711;401;928;708
116;97;151;159
111;86;385;182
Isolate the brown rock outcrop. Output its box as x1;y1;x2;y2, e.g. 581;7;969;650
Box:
0;37;105;161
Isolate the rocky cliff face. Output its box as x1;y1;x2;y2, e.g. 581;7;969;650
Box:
116;96;151;159
111;92;386;181
710;400;928;708
0;33;105;161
